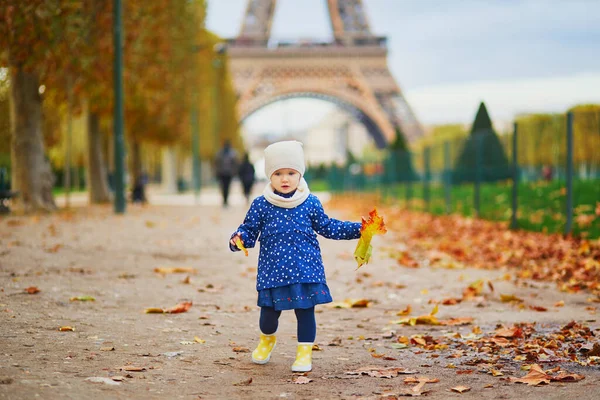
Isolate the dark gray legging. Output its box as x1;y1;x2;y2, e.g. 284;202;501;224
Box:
259;306;316;343
218;175;233;205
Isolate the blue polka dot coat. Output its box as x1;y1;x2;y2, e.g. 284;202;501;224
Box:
230;194;361;291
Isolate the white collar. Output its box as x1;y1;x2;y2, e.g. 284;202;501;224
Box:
263;178;310;208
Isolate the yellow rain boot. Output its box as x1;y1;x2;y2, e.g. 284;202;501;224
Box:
291;342;313;372
252;333;277;364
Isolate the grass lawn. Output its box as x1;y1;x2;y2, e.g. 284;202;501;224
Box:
316;178;600;239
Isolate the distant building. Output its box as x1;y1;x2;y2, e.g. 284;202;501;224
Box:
241;108;374;180
303;109;372;166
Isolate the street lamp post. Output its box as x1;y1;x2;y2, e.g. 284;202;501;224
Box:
113;0;126;214
191;89;200;204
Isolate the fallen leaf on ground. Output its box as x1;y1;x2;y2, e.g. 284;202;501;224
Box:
24;287;40;294
581;343;600;357
330;298;372;308
331;200;600;298
59;326;75;331
194;336;206;344
144;308;165;314
393;305;439;326
441;297;461;305
293;376;312;384
397;305;412;316
165;301;192;314
552;372;585;382
70;296;95;302
494;326;523;338
451;385;471;393
144;301;192;314
529;305;548;312
354;208;387;269
398;377;434;396
404;377;439;384
410;379;427;393
462;280;484;299
456;370;474;375
439;317;473;326
345;365;417;378
119;366;146;372
232;347;250;353
500;294;524;303
510;364;551;386
575;214;594;228
397;251;419;268
153;267;197;274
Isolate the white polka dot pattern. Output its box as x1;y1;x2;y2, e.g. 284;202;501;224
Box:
230;194;361;291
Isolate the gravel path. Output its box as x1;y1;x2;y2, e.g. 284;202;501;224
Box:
1;189;599;399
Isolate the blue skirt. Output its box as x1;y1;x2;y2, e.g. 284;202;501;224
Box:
257;283;333;311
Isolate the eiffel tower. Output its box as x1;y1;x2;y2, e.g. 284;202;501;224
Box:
227;0;424;146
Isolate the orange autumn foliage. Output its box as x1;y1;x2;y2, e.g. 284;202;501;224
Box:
354;208;387;269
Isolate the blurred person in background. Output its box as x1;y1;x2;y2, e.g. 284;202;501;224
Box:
214;140;239;207
238;153;256;204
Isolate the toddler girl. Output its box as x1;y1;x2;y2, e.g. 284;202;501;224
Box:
229;140;362;372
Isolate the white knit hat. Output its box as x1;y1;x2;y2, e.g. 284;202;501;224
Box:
264;140;306;178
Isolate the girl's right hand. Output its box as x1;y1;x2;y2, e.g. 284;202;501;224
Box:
230;233;242;248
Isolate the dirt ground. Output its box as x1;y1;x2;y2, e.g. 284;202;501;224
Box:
1;187;599;399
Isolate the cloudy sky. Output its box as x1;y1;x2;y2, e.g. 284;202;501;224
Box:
206;0;600;130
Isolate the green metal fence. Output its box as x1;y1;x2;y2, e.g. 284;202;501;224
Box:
326;111;600;238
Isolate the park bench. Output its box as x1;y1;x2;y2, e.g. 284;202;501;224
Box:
0;190;18;214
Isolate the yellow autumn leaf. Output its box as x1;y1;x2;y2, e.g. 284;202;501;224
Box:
144;307;165;314
392;305;439;326
354;208;387;269
234;236;248;256
59;326;75;331
396;305;412;316
69;296;95;302
330;298;372;308
500;294;524;303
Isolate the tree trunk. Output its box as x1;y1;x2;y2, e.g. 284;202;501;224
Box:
10;66;56;212
87;111;112;203
161;146;178;194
